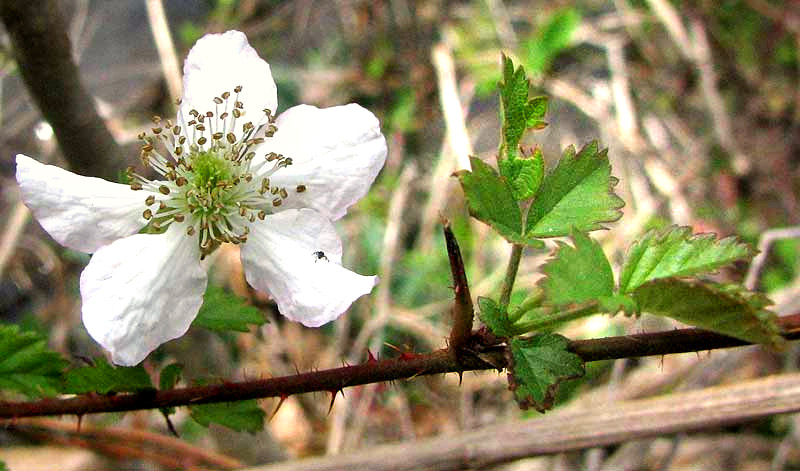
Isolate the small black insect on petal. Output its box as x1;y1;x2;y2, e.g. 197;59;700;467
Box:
313;250;329;262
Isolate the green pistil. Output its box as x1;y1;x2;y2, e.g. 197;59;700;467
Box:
191;150;233;188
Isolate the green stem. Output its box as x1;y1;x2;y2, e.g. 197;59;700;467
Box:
515;301;599;333
499;243;524;309
507;287;544;322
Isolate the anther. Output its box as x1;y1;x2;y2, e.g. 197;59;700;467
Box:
222;91;231;99
145;195;156;206
130;182;143;191
143;209;153;219
226;133;236;144
159;201;167;210
187;226;195;236
232;109;241;118
158;185;171;195
212;132;223;140
279;188;288;199
198;137;207;145
272;198;282;207
174;214;185;222
213;97;223;105
176;176;188;186
258;210;266;220
296;184;307;193
152;127;162;134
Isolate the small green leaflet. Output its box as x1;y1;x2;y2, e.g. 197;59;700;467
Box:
190;400;266;433
478;297;519;337
633;278;785;349
499;147;545;201
522;8;581;77
159;363;183;419
498;54;548;160
526;141;624;238
0;324;67;397
507;334;584;412
159;363;183;391
194;285;267;332
618;226;755;293
454;157;543;247
540;231;614;306
63;358;154;394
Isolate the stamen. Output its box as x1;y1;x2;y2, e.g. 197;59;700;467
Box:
134;87;293;258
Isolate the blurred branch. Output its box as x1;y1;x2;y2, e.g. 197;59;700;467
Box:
242;372;800;471
11;417;243;469
0;0;122;180
2;314;800;419
145;0;182;102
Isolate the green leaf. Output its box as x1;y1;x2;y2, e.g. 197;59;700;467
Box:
159;363;183;391
523;8;581;77
498;55;549;160
478;297;518;337
499;147;545;200
158;363;183;418
0;324;67;398
190;400;265;433
507;334;584;411
63;358;154;394
597;294;637;315
193;285;267;332
633;278;785;349
526;141;624;238
619;226;755;293
540;231;614;306
455;157;543;247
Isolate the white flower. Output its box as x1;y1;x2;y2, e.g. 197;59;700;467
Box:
15;31;386;366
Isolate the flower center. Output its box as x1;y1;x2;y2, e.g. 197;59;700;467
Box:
128;86;299;259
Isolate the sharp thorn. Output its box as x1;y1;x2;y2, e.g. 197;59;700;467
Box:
269;395;288;422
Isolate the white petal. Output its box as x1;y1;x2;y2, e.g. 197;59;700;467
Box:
259;104;387;221
15;154;149;253
180;30;277;131
240;209;377;327
80;224;207;366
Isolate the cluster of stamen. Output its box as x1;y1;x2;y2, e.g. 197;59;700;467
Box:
128;85;301;258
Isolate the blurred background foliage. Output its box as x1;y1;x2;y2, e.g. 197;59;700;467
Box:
0;0;799;469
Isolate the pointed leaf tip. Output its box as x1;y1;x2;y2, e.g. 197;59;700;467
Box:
526;141;624;238
619;225;755;293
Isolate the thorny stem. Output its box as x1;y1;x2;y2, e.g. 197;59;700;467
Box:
2;313;800;419
443;221;473;356
499;243;523;309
